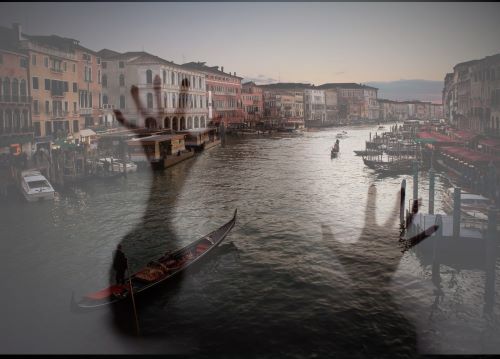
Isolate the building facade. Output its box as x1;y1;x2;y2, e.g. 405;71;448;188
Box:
241;81;263;126
304;89;326;125
260;83;307;126
0;25;33;154
99;51;208;131
317;83;379;122
182;62;243;126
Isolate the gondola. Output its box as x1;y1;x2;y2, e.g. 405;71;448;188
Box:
362;157;414;173
73;209;237;309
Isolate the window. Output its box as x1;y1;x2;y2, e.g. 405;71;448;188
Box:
163;70;166;84
147;93;153;108
73;120;79;132
45;101;50;114
45;79;50;90
89;93;92;108
103;95;108;105
32;77;39;90
20;58;28;68
33;100;39;114
171;72;175;85
63;62;67;71
146;69;152;84
98;70;101;84
32;55;36;66
72;64;76;72
89;68;92;82
44;57;49;67
73;82;77;93
101;61;107;69
65;101;68;112
119;61;124;68
64;82;68;92
119;74;125;87
73;102;77;113
172;93;176;108
102;74;107;87
120;95;125;109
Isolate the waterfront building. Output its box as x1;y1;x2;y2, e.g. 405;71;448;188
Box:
18;29;81;140
324;88;338;124
303;89;326;126
181;62;243;127
75;45;103;131
316;83;379;123
259;83;307;127
0;24;33;155
241;81;263;127
443;53;500;137
99;51;208;130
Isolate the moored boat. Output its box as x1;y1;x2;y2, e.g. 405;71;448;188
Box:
353;150;383;156
19;170;55;202
73;209;237;309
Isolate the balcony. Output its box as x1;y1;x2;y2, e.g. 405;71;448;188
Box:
79;108;92;115
47;111;66;119
50;67;64;73
0;95;32;104
0;127;35;136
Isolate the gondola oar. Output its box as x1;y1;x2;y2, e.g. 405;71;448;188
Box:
127;269;140;336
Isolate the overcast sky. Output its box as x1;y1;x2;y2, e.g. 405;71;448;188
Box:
1;2;499;84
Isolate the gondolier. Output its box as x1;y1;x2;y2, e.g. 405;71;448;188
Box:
113;244;128;285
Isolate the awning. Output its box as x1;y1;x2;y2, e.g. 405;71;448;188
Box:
79;129;97;137
440;146;500;165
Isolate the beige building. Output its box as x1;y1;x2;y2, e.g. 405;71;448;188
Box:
99;50;208;130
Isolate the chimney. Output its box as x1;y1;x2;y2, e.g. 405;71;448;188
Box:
12;23;21;41
221;66;224;73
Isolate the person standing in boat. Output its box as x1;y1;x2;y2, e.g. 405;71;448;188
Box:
113;244;128;285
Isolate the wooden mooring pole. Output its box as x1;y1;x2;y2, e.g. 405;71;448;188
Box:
400;179;406;229
429;167;435;215
453;187;461;239
484;207;498;314
432;214;443;292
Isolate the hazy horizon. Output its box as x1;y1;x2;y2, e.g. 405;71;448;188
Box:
1;2;499;85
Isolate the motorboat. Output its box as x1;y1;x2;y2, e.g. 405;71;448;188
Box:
442;188;494;222
97;157;138;173
20;170;55;202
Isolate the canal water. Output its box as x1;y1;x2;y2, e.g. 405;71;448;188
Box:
1;124;499;355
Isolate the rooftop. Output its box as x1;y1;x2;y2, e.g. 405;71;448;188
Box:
181;62;243;79
316;83;378;90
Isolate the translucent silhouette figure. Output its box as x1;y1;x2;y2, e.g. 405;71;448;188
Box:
322;185;437;357
109;75;439;355
109;75;195;335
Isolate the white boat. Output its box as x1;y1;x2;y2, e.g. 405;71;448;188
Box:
20;170;55;202
442;188;493;222
97;157;138;173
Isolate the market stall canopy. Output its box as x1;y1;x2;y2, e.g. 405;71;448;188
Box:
79;129;97;138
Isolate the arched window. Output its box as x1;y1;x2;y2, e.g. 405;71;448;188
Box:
20;79;27;97
146;69;153;84
22;109;29;129
163;70;166;84
187;117;192;129
189;94;193;108
12;79;19;101
172;93;176;108
102;74;107;87
171;72;175;85
199;77;202;89
3;78;10;100
177;73;181;86
164;94;167;108
147;93;153;109
5;110;12;132
119;74;125;87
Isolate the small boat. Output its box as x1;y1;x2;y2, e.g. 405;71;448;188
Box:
362;157;414;173
19;170;55;202
377;126;385;130
442;188;497;222
73;209;237;309
331;139;340;158
97;157;138;173
336;133;347;139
